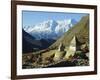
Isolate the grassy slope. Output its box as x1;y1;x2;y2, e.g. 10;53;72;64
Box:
49;16;89;49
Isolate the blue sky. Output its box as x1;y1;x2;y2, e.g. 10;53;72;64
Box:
22;11;88;27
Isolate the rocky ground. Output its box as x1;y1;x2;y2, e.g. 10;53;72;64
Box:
22;48;89;69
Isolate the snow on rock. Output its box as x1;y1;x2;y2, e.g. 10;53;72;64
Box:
23;19;77;40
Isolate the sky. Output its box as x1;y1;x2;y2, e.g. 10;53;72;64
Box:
22;11;88;27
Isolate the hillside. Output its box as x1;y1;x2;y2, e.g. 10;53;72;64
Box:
22;29;55;53
49;16;89;49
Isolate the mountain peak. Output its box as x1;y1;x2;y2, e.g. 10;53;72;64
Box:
49;16;89;49
23;19;77;40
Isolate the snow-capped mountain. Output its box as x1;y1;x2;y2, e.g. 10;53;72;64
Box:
23;19;77;40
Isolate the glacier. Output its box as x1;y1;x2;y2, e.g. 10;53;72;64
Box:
23;19;77;40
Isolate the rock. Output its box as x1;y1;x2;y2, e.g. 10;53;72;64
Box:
64;36;76;60
81;43;89;52
53;51;65;61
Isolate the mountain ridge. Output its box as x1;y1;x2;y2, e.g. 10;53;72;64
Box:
49;16;89;49
23;19;77;40
22;29;56;53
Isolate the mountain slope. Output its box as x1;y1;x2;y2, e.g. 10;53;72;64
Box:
22;29;56;53
49;16;89;49
22;29;35;53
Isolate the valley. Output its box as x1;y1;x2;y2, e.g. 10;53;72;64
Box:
22;16;89;69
